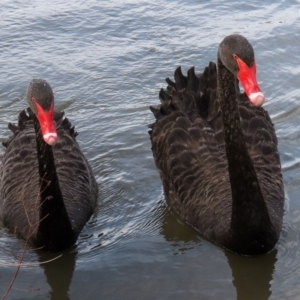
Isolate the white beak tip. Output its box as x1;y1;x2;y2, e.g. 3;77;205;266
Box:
43;133;58;146
249;92;265;107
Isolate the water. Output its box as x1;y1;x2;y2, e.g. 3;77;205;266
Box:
0;0;299;299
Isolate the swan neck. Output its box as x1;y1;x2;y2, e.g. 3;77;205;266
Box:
33;114;61;204
217;58;250;163
217;59;272;237
33;114;73;248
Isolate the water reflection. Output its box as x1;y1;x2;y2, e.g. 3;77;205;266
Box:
37;248;77;300
225;249;277;300
159;197;277;300
158;201;202;254
0;0;299;298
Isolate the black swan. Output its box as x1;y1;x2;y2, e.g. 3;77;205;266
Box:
149;34;284;255
0;79;98;252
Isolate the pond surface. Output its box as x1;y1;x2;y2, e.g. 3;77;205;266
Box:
0;0;300;299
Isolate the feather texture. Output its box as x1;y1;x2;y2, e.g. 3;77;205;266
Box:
0;108;97;251
149;37;284;255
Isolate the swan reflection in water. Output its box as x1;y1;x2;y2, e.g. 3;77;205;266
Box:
37;249;77;300
160;199;277;300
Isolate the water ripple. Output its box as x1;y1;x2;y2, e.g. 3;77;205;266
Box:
0;0;300;299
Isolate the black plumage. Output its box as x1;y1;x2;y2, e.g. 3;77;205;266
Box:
0;79;97;252
149;35;284;255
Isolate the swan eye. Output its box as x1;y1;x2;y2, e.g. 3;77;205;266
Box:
31;98;37;103
232;54;238;60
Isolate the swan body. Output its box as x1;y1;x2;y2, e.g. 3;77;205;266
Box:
0;79;97;252
149;35;284;255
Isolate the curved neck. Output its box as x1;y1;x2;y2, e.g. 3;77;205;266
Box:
217;58;273;241
33;114;74;250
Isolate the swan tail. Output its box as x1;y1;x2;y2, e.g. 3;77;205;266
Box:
174;66;187;90
150;62;217;122
59;116;78;138
2;110;31;148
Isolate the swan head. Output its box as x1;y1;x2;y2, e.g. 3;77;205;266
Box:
26;79;58;146
218;34;265;107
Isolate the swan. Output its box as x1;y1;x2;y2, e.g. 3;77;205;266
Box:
0;79;98;252
149;34;284;255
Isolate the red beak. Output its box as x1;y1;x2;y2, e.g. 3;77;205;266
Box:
236;58;265;107
35;102;58;146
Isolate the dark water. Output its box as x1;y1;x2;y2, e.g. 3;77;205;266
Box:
0;0;299;299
